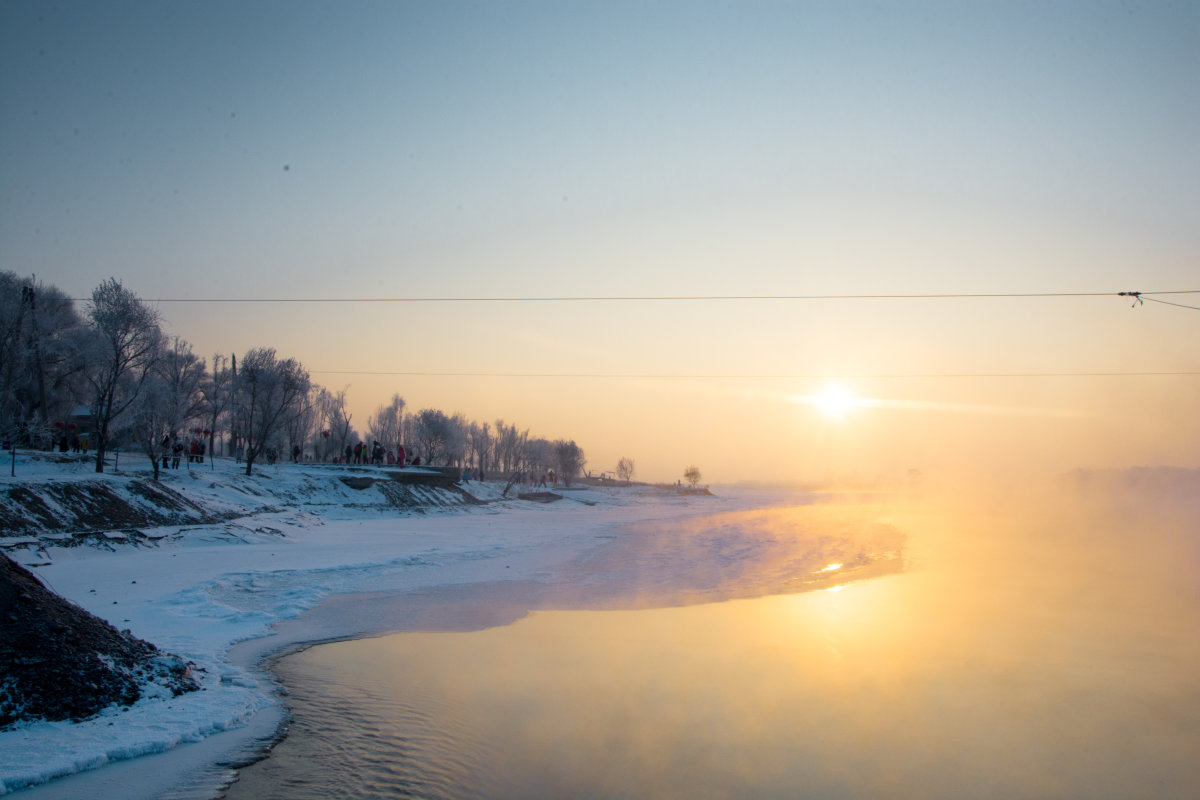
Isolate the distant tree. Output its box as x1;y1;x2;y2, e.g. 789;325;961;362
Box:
367;394;405;450
307;388;334;462
233;348;310;475
553;439;586;486
124;365;172;481
0;274;28;429
124;336;207;479
315;387;354;462
82;279;161;473
9;413;56;452
446;413;469;467
684;465;702;488
616;457;636;484
199;354;235;458
523;437;554;476
0;273;86;442
285;384;317;462
492;419;528;475
31;284;88;430
467;421;492;478
411;408;452;464
158;337;207;442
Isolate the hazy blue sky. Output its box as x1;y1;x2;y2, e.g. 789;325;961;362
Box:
2;1;1197;481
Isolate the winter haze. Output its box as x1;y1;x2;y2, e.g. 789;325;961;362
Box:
1;0;1197;483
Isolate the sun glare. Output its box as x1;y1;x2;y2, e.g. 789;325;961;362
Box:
812;385;857;419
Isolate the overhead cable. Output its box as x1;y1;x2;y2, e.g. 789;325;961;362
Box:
1143;296;1200;312
107;289;1200;304
307;370;1200;379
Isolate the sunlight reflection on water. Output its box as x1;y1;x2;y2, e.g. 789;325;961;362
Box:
226;490;1200;799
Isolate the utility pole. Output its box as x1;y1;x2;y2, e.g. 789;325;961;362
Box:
21;282;49;426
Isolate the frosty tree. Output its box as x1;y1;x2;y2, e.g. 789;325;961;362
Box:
127;336;206;480
684;465;702;488
367;393;405;450
314;387;353;462
553;440;586;486
157;337;207;444
124;370;171;481
83;279;161;473
467;421;491;477
492;420;529;475
0;273;86;446
523;437;553;477
198;354;235;459
234;348;310;475
616;457;636;484
411;408;452;464
285;386;317;463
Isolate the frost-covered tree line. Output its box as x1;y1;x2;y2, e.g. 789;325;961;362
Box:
0;274;586;482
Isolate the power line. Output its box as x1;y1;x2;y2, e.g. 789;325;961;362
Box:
308;370;1200;379
1143;296;1200;312
101;289;1200;304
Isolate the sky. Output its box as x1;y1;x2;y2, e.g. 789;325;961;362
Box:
2;0;1197;484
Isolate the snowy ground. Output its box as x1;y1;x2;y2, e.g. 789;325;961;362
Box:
0;453;786;798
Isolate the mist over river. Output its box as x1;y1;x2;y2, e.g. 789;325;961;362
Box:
225;479;1200;799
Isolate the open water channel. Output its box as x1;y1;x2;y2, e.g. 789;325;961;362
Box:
223;490;1200;799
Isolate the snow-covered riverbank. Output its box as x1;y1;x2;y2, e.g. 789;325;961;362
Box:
1;455;781;797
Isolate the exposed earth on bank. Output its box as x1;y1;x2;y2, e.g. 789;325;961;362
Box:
1;552;200;729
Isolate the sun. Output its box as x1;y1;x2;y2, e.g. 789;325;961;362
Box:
791;383;865;419
812;384;857;419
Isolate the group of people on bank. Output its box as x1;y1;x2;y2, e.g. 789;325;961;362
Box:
228;437;420;467
53;434;90;454
337;441;417;467
158;436;208;469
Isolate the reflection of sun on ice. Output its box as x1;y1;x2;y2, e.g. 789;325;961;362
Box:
819;563;845;589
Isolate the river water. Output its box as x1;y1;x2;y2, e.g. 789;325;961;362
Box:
223;488;1200;799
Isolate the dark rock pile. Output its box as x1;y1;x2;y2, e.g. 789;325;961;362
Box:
0;553;200;729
